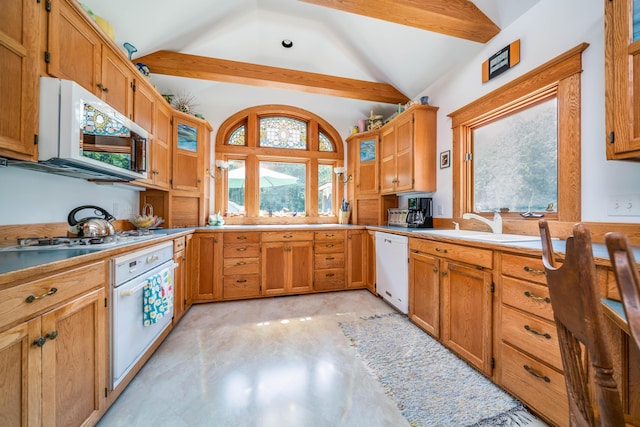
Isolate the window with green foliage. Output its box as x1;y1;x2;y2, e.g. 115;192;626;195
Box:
215;105;344;223
472;97;557;213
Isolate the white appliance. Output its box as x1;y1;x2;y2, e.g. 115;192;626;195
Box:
111;241;175;389
11;77;149;182
375;232;409;314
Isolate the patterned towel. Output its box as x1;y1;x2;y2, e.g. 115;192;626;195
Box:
142;268;173;326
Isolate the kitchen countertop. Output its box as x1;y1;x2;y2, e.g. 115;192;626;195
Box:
1;223;638;284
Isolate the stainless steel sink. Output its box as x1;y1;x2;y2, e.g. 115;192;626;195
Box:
413;229;544;243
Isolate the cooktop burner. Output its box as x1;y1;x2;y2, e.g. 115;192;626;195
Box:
1;230;165;252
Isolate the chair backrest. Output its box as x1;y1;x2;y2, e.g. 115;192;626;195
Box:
539;220;625;426
605;232;640;359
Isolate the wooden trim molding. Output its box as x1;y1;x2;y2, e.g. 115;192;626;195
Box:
448;43;589;223
298;0;500;43
135;51;409;104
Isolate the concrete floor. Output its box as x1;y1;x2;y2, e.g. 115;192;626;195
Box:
97;290;548;427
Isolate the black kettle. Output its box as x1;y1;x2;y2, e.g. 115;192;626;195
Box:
68;205;116;237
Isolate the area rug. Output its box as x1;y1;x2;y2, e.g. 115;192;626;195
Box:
339;313;535;427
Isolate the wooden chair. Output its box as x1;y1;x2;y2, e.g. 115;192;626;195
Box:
605;232;640;360
539;220;628;426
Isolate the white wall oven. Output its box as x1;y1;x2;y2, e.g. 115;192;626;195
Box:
110;241;175;389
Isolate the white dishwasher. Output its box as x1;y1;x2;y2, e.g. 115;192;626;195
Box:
375;232;409;314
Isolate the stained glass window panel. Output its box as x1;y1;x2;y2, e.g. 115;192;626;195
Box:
319;132;334;152
82;104;130;136
259;117;307;149
228;126;246;146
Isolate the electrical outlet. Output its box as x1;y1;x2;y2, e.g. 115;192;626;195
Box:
437;204;443;216
608;194;640;216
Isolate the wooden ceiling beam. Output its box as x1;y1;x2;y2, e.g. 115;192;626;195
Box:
135;51;409;104
298;0;500;43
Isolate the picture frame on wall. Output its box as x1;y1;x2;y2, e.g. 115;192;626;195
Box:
440;150;451;169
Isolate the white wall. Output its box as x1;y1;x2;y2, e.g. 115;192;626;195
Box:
2;0;638;226
421;0;640;223
0;167;140;225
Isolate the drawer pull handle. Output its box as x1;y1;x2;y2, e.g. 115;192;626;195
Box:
524;325;552;339
435;248;448;253
326;256;335;260
326;244;334;248
523;266;545;275
325;234;334;237
523;365;551;383
283;235;293;239
237;236;247;240
237;248;247;252
326;273;335;277
26;287;58;303
236;261;246;266
236;279;247;283
524;291;551;303
33;330;58;347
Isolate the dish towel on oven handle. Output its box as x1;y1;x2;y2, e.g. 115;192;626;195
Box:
142;268;173;326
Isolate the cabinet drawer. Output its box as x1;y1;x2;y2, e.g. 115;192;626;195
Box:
501;305;562;369
314;230;345;241
314;268;345;290
224;232;260;244
500;343;568;427
409;238;492;269
223;257;260;276
173;236;186;252
223;243;260;258
315;240;345;254
262;231;314;242
501;253;548;284
502;276;554;321
315;253;345;269
223;276;260;299
0;261;106;328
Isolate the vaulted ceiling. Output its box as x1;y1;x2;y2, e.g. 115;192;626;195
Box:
82;0;540;134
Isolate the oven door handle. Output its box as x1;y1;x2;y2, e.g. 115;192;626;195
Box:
120;262;178;297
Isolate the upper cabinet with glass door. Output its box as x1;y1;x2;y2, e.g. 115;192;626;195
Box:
606;0;640;159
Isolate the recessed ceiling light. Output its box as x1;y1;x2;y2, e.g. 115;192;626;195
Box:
282;39;293;48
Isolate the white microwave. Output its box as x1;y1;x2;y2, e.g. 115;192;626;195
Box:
30;77;149;182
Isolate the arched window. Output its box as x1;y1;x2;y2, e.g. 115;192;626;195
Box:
214;105;344;224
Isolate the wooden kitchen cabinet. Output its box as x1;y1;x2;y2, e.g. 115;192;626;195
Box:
497;252;568;426
192;233;223;302
346;229;367;289
172;112;210;193
408;239;440;338
314;231;346;291
173;235;192;324
223;232;261;299
0;0;40;161
47;0;135;112
605;0;640;159
409;239;493;375
379;105;437;195
0;261;107;427
262;232;313;295
148;100;172;189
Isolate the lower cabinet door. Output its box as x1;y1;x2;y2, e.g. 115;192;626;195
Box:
409;251;440;338
41;288;107;427
0;319;42;426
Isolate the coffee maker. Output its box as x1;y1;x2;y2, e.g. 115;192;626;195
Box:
406;197;433;228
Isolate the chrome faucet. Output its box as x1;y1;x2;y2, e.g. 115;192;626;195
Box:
462;212;502;234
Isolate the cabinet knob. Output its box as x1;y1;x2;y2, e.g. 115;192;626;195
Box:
432;267;438;273
441;271;448;276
